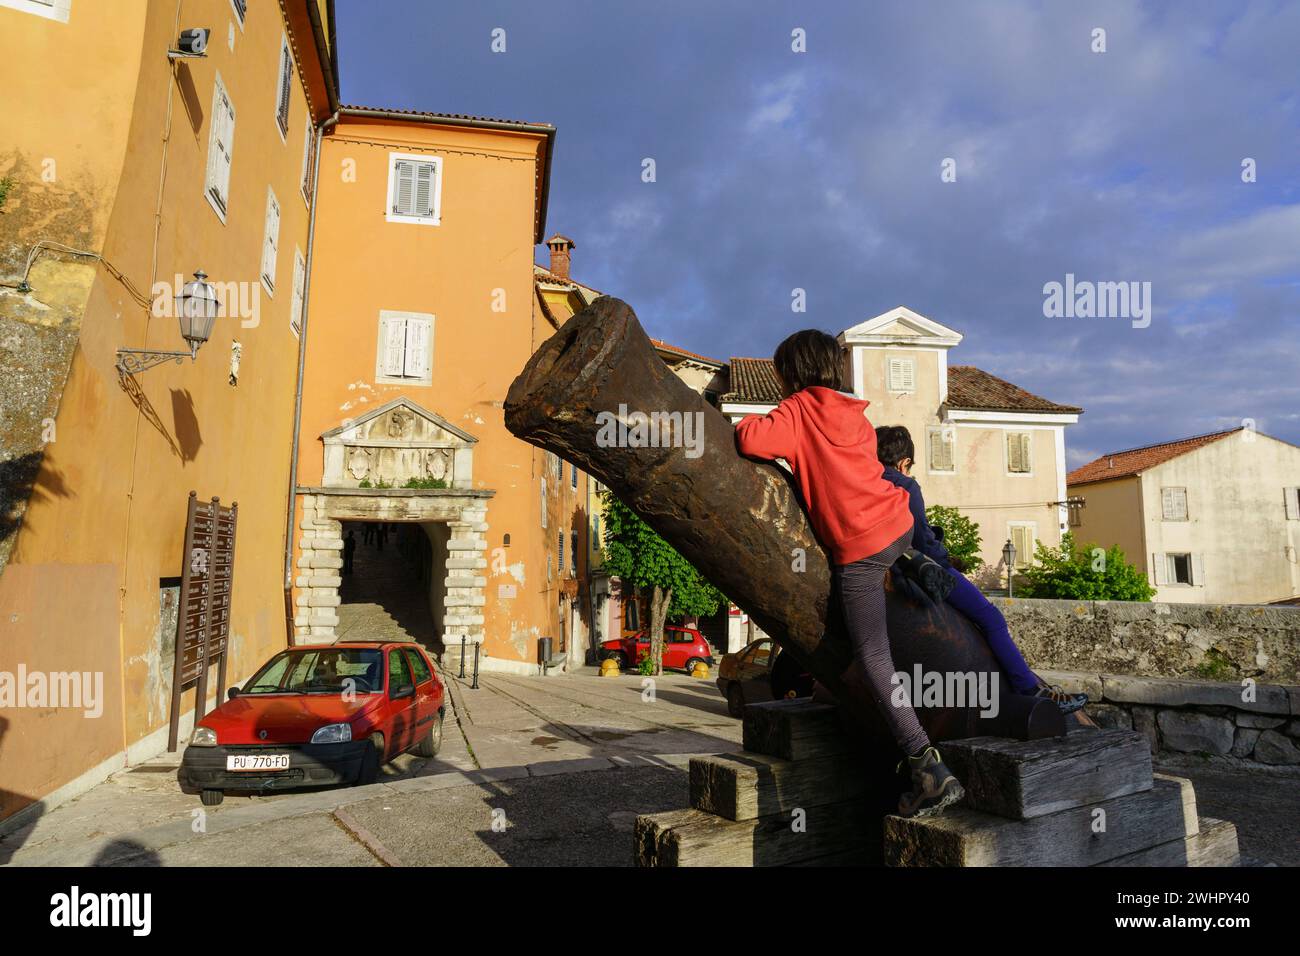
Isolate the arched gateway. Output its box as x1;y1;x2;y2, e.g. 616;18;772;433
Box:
293;398;490;653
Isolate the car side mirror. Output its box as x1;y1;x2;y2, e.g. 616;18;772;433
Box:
227;686;240;700
392;683;415;700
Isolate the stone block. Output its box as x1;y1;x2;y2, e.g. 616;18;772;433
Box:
1156;710;1234;755
1131;706;1159;754
1253;729;1300;765
1229;728;1260;759
309;555;344;570
1086;703;1133;731
1102;675;1289;715
447;545;487;557
1036;670;1103;701
1235;713;1285;729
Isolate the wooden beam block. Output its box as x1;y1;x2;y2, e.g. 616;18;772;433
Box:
883;775;1198;867
940;729;1152;820
635;799;880;867
689;752;869;820
742;699;852;760
1098;817;1239;867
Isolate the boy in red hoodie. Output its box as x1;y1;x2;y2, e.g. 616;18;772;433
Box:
735;330;964;818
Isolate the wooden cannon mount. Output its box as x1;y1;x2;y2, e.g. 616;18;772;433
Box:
504;297;1240;866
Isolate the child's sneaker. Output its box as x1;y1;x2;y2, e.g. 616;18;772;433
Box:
1035;684;1088;714
897;746;965;818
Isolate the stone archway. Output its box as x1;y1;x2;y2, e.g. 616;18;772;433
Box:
294;398;492;649
294;489;491;648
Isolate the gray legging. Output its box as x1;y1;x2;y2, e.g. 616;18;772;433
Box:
835;531;931;756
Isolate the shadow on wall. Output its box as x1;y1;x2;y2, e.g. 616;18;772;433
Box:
0;450;72;562
0;714;50;864
170;388;202;463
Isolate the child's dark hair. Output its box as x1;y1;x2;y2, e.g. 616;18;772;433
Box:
772;330;846;394
875;425;915;468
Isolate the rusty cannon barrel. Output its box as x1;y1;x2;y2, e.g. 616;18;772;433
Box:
504;296;1065;746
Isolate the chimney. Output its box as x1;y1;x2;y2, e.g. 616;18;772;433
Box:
546;234;575;280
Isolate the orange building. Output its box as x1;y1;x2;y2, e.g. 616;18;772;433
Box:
0;0;338;827
290;109;595;675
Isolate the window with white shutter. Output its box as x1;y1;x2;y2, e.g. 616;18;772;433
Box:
558;531;565;572
927;426;955;473
1006;432;1032;474
229;0;246;27
1009;524;1036;568
300;116;315;203
1;0;72;23
260;187;280;295
274;35;292;139
375;311;434;385
386;152;442;225
289;248;305;337
887;357;916;392
540;479;548;529
204;74;236;222
1161;487;1188;521
570;529;579;576
1285;487;1300;520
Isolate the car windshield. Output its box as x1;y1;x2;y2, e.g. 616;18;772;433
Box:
242;649;384;696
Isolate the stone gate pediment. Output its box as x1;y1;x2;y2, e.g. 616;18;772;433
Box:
321;398;477;489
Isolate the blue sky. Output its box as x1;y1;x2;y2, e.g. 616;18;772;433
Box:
337;0;1300;466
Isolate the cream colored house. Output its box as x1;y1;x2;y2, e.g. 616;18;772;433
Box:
1068;428;1300;605
720;306;1084;580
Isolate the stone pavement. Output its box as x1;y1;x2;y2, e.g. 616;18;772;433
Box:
2;666;1292;866
0;668;741;867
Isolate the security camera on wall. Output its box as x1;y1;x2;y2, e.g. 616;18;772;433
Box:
169;28;210;59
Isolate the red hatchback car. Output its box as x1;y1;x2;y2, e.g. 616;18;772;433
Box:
180;641;444;806
599;625;716;673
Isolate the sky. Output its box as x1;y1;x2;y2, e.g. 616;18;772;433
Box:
336;0;1300;468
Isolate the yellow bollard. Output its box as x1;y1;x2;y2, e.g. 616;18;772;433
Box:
690;661;710;679
599;658;621;677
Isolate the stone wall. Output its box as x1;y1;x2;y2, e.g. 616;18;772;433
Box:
1041;670;1300;768
993;598;1300;684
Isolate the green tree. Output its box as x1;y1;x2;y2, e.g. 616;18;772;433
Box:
1018;532;1155;601
925;505;983;571
600;490;725;675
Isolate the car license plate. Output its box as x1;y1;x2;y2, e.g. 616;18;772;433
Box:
226;753;291;772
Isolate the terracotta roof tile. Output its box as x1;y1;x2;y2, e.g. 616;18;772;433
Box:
1067;428;1242;486
340;104;553;128
722;358;785;404
947;366;1083;414
651;339;723;367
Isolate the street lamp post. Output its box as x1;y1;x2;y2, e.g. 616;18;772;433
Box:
116;270;220;375
1003;538;1017;597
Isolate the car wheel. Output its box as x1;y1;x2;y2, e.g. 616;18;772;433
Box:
356;734;383;786
685;657;705;674
415;711;444;758
609;651;629;670
200;789;224;807
726;683;745;718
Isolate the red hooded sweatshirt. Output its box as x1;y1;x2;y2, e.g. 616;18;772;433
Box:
734;386;912;565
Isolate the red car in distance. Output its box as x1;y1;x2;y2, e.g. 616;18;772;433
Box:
180;641;444;806
599;625;716;673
